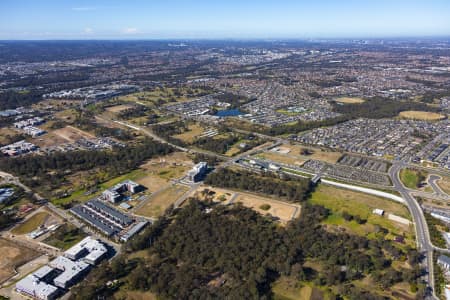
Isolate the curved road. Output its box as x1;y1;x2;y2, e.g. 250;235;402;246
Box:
389;163;436;299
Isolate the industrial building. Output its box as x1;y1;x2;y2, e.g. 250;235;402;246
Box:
15;237;107;299
187;162;208;182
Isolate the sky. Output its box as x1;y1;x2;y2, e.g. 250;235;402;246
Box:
1;0;450;40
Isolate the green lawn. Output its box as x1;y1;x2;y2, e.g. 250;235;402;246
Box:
309;185;414;248
51;169;147;206
43;224;87;250
11;212;49;235
400;169;426;189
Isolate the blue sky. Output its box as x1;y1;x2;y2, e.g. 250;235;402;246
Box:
1;0;450;40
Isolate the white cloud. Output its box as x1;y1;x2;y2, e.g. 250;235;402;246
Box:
121;28;139;35
83;27;94;34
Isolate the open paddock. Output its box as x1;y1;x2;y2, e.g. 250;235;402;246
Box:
173;124;204;143
105;104;134;113
0;238;40;283
437;176;450;195
234;192;301;223
135;184;190;217
52;125;95;142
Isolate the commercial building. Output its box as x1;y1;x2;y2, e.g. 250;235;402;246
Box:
187;162;208;182
15;266;59;300
64;236;108;265
102;180;142;203
50;256;90;289
16;236;108;299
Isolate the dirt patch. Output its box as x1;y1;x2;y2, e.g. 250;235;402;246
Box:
0;238;40;283
234;193;301;223
52;125;95;142
437;176;450;195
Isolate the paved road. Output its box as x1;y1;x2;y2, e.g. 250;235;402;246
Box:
389;163;436;299
428;174;448;198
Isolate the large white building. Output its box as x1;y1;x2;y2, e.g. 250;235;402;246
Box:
187;162;208;182
16;236;108;299
15;266;59;300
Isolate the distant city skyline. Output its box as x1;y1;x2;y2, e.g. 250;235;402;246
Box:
1;0;450;40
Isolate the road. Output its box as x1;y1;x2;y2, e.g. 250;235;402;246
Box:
389;163;437;299
428;175;448;198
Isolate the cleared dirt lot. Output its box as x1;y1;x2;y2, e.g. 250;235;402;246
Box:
234;193;301;223
399;110;446;121
52;125;95;142
0;238;40;283
438;176;450;195
140;152;193;182
194;186;301;223
261;144;342;164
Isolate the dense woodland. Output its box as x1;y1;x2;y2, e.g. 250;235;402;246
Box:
0;90;44;110
0;139;173;191
204;168;312;202
193;135;239;154
70;200;424;300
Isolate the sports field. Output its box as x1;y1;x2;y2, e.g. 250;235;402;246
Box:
335;97;365;104
399;110;445;121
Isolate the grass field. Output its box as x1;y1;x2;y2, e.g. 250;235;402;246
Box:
11;211;50;235
43;224;87;250
173;123;204;143
400;169;426;189
135;184;189;217
335;97;365;104
105;104;134;113
437;176;450;195
309;185;413;245
234;192;301;223
0;238;40;283
272;276;309;300
399;110;446;121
